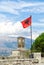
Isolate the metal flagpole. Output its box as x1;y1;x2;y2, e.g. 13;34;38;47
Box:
30;16;32;57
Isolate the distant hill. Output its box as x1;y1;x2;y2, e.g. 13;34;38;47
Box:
0;38;34;56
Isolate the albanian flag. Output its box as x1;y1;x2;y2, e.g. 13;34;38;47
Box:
21;16;32;28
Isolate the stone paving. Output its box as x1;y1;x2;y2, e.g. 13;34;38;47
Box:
33;63;44;65
0;58;44;65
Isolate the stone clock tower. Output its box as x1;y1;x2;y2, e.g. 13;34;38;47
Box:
11;37;26;59
18;37;25;48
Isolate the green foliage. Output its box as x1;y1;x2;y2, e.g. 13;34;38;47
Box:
32;33;44;52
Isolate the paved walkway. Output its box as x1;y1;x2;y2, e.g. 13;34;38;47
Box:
32;63;44;65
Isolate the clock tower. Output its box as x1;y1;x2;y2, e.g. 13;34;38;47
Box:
18;37;25;48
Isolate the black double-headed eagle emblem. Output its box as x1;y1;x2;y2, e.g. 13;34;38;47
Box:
25;20;29;25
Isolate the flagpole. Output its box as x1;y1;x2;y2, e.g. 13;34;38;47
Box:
30;16;32;57
31;23;32;54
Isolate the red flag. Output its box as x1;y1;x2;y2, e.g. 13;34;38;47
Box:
21;16;32;28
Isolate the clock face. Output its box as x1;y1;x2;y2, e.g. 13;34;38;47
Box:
18;37;25;48
19;39;21;42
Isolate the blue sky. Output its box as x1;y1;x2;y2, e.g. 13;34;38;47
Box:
0;0;44;50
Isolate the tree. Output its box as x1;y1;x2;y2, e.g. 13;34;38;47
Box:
31;33;44;52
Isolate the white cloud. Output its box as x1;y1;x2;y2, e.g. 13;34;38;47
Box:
0;1;38;9
0;1;44;15
0;14;44;40
0;14;6;21
0;22;20;34
0;21;30;35
32;22;44;27
0;14;10;23
32;22;44;39
0;1;44;40
0;4;19;15
8;30;41;40
0;35;17;42
39;19;44;23
32;32;39;40
0;21;44;40
0;14;31;39
21;6;44;13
